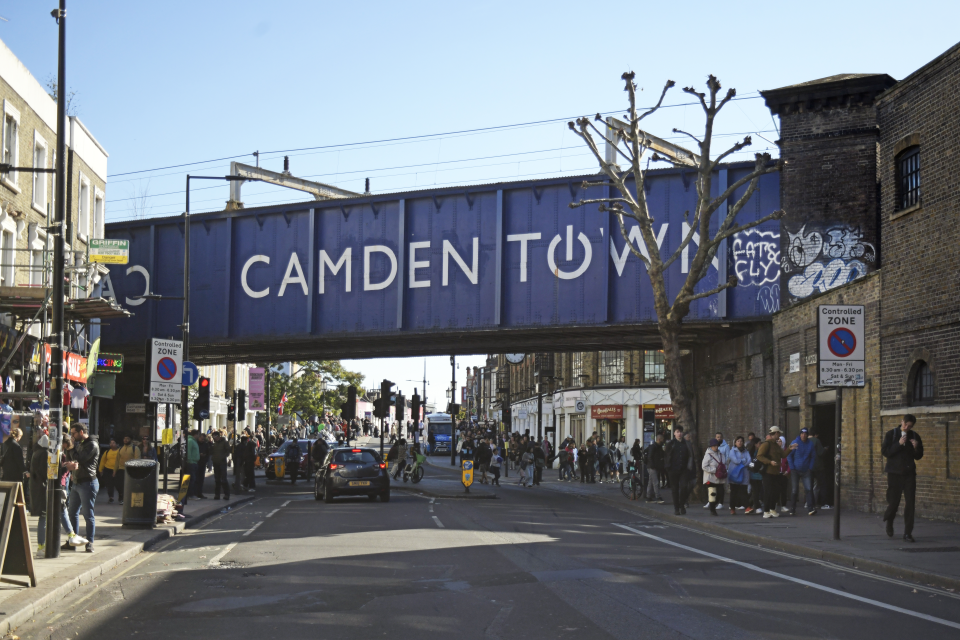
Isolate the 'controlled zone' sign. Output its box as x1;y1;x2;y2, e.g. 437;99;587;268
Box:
818;305;865;388
148;338;183;404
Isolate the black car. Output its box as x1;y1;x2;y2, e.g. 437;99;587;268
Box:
315;447;390;503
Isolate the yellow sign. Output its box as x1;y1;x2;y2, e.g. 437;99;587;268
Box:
161;428;173;446
462;460;474;487
275;458;285;479
131;492;144;507
46;449;59;480
89;238;130;265
178;474;191;502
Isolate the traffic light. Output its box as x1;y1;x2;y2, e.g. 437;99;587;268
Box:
410;392;421;422
342;386;357;420
373;398;385;420
227;402;236;422
195;376;210;420
447;402;460;418
378;379;394;419
395;393;405;421
237;389;247;420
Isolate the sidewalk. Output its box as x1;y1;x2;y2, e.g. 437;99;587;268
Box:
0;470;257;637
534;470;960;591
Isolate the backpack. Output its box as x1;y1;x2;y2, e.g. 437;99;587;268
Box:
714;453;728;480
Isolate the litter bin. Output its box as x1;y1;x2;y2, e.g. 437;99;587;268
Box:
122;459;158;528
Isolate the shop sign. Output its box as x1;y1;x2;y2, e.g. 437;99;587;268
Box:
65;351;88;383
654;404;675;420
591;405;623;420
96;353;124;374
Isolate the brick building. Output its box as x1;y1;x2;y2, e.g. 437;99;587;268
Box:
0;36;108;394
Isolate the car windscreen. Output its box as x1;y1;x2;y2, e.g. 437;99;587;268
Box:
428;422;451;435
333;450;379;464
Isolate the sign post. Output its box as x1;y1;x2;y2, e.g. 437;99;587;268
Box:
818;304;865;541
147;338;183;405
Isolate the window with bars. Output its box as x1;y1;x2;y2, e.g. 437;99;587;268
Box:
897;147;921;211
571;353;584;386
598;351;624;385
644;350;666;383
910;360;934;405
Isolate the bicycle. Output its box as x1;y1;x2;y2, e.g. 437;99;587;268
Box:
402;451;426;483
620;460;644;500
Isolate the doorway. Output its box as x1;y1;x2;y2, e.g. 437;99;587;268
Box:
812;404;836;507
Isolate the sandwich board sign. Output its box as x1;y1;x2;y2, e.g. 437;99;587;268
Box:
148;338;183;404
818;305;865;388
0;482;36;587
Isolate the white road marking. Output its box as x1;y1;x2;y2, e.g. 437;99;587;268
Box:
207;542;238;566
242;521;264;537
429;505;434;513
266;509;280;518
430;498;436;504
281;500;291;507
613;523;960;631
432;516;445;528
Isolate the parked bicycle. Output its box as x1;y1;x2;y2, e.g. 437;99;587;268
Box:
620;460;644;500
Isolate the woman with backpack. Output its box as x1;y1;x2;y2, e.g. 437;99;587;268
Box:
701;439;727;516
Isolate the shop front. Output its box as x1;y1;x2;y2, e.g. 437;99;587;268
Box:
591;404;624;443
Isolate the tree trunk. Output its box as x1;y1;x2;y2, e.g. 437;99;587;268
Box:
659;320;696;439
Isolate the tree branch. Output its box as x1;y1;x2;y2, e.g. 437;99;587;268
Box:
671;128;703;147
714;208;785;243
569;197;634;209
678;276;737;304
710;136;752;169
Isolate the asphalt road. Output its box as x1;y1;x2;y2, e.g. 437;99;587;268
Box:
15;458;960;640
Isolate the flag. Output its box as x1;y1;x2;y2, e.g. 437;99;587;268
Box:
278;391;288;415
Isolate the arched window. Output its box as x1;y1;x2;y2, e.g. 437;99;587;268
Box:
910;360;934;405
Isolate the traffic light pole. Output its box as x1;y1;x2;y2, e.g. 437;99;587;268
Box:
45;0;67;559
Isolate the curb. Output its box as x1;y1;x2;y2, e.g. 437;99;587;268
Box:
0;495;255;636
565;488;960;593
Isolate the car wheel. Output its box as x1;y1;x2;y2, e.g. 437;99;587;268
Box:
380;489;390;503
367;494;377;501
323;482;334;503
314;481;322;501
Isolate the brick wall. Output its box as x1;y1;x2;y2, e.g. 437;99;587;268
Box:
875;42;960;521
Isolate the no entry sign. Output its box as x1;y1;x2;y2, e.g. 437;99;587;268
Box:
818;305;865;388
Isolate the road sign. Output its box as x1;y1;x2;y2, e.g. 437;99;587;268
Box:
575;400;586;413
818;305;865;387
182;361;199;387
462;460;474;488
89;238;129;264
148;338;183;404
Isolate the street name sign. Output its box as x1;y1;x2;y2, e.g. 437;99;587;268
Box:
818;305;865;388
89;238;129;264
148;338;183;404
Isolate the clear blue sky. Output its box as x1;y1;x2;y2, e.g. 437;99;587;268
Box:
2;1;957;397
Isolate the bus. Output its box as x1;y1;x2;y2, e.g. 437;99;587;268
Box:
424;412;453;455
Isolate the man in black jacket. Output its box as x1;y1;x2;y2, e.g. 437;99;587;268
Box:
645;434;666;503
664;428;691;515
881;414;924;542
65;423;99;552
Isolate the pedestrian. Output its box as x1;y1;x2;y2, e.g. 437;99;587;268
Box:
704;432;729;510
34;433;87;555
194;433;210;498
532;441;545;485
490;447;502;486
726;436;751;514
645;434;665;503
664;428;691;515
64;422;99;552
519;445;533;487
746;436;764;514
757;426;795;519
1;426;26;496
477;437;491;484
181;430;200;514
702;439;727;516
391;438;408;481
881;414;924;542
98;438;120;503
140;439;158;462
285;437;303;484
115;435;141;505
787;428;817;516
614;436;629;482
210;431;231;499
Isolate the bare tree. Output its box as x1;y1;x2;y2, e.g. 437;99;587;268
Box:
568;73;783;437
130;180;151;220
45;76;79;117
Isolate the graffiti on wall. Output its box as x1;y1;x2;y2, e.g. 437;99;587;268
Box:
781;224;875;300
732;229;780;287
